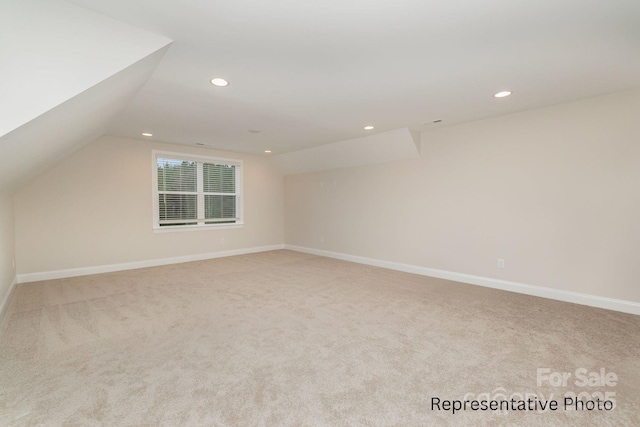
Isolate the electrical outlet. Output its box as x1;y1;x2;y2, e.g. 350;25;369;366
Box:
320;237;324;244
220;237;226;245
497;258;505;269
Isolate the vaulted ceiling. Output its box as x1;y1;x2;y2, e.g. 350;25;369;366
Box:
0;0;170;193
2;0;640;192
66;0;640;154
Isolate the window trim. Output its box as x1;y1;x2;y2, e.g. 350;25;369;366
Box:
152;150;244;232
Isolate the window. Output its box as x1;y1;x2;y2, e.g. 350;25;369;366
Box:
152;151;243;230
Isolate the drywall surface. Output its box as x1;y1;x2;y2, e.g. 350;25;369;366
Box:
284;89;640;303
0;47;169;194
0;0;171;138
0;193;15;313
14;136;284;274
272;128;421;175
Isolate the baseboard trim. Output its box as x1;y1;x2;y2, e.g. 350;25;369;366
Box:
0;275;18;326
285;244;640;316
17;244;285;284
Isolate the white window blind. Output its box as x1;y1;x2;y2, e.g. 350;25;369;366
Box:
153;151;243;229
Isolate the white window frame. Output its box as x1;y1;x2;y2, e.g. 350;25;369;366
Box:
152;150;244;232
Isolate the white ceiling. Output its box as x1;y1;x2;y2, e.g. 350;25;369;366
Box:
1;0;172;194
0;0;170;138
0;48;169;194
66;0;640;155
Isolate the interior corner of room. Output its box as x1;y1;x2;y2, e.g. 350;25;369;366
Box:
2;0;639;320
2;88;640;316
1;0;640;423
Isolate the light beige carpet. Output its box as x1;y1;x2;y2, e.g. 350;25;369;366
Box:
0;250;638;426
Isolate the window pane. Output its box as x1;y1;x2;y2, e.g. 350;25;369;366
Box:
205;195;236;220
203;163;235;193
159;194;197;223
154;152;241;228
157;158;197;192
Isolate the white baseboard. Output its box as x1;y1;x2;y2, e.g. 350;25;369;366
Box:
0;275;18;326
17;244;285;284
285;244;640;316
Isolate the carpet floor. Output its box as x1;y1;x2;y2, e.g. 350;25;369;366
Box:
0;250;638;426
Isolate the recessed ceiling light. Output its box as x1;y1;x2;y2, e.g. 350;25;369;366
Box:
364;125;374;130
494;91;512;98
264;150;272;153
141;132;153;137
210;77;229;87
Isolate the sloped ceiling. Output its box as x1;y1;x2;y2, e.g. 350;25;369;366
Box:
0;49;169;194
272;128;421;175
0;0;171;193
66;0;640;156
3;0;640;181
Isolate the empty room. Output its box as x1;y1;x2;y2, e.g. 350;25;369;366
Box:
1;0;639;425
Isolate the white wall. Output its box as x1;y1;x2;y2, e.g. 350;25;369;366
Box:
14;136;284;275
0;193;16;315
284;88;640;304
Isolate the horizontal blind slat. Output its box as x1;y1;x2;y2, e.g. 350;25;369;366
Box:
157;158;197;192
156;154;239;227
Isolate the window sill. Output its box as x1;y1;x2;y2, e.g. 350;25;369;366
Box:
152;222;244;233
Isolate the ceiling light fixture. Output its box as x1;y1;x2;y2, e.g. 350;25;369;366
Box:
210;77;229;87
364;125;374;130
264;150;272;153
494;91;512;98
141;132;153;137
